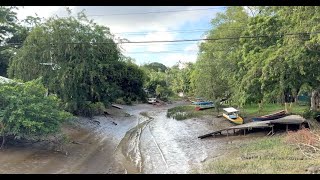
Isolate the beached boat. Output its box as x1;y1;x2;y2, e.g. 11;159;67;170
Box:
195;102;215;111
147;98;157;104
222;107;244;125
252;110;287;121
192;101;213;105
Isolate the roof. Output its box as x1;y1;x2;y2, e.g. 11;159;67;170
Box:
223;107;239;113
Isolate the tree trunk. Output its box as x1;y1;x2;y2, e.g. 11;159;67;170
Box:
0;136;5;149
311;90;320;111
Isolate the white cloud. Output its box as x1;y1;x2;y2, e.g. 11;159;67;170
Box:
14;6;223;66
160;53;198;67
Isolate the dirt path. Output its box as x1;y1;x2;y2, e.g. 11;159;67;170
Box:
0;101;239;174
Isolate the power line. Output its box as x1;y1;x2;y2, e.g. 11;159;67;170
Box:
111;26;247;35
4;30;318;46
81;7;226;17
113;28;245;36
125;50;200;54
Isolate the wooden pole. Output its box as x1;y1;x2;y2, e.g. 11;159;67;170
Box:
286;124;288;132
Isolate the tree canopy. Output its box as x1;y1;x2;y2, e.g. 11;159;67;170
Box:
8;11;146;115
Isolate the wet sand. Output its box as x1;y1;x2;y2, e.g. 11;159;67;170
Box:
0;101;263;174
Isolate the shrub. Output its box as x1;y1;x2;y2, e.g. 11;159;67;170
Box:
0;78;73;147
302;109;320;120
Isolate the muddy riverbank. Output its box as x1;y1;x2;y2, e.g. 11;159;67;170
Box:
0;101;265;174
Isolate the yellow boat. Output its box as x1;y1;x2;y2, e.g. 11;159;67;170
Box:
222;107;244;125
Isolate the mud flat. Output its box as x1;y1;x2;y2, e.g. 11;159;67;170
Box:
0;101;264;174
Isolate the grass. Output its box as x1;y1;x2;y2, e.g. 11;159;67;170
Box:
167;103;309;121
239;103;309;119
199;135;320;174
166;105;217;120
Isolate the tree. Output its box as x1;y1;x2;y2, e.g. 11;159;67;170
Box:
0;78;73;148
8;11;145;115
0;6;21;77
143;62;168;72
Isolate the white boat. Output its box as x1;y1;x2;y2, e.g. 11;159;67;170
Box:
148;98;157;104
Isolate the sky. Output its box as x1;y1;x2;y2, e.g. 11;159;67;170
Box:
14;6;226;67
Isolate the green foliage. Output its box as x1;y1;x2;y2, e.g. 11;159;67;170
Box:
8;12;146;116
0;78;73;142
193;6;320;107
302;109;320;120
143;62;167;72
142;66;172;99
167;62;194;96
0;6;29;77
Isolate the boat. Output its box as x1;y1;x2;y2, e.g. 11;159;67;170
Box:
195;102;215;111
222;107;244;125
112;104;123;109
192;101;213;105
252;110;287;121
147;98;157;104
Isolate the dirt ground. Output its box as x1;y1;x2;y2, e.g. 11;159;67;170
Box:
0;101;265;174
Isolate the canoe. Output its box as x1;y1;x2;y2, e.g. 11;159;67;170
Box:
252;110;286;121
195;103;215;111
112;104;123;109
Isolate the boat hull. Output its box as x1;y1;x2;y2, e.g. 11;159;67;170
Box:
223;113;243;125
195;104;215;111
252;110;286;121
192;101;213;105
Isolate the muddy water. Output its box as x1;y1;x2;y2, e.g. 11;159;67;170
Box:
114;103;226;174
0;101;242;174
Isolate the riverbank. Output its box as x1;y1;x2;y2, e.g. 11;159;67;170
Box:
0;100;316;174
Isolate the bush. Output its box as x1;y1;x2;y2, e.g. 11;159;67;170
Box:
302;109;320;120
89;102;106;116
75;101;106;117
0;78;73;146
115;98;126;105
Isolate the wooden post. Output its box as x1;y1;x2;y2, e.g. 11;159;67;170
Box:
286;124;288;132
272;126;274;134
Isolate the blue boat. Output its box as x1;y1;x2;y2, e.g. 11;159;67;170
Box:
195;102;215;111
192;101;213;105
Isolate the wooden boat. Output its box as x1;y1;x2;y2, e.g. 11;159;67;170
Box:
195;102;215;111
222;107;244;125
252;110;286;121
112;104;123;109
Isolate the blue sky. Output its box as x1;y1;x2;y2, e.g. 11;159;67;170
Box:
15;6;226;67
